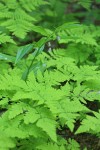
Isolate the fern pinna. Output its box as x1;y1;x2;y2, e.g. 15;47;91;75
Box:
0;50;100;150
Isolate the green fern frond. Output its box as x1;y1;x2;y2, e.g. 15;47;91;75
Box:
76;110;100;135
23;108;40;124
0;131;15;150
57;26;97;46
0;51;100;149
57;45;91;64
19;0;49;12
0;31;15;44
37;118;57;142
67;138;80;150
8;102;28;119
78;0;92;10
0;0;47;38
0;8;35;38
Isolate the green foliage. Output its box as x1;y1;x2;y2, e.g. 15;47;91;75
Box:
57;25;97;46
76;110;100;135
78;0;92;10
0;50;100;149
0;31;15;44
15;44;33;64
0;0;48;39
0;0;100;149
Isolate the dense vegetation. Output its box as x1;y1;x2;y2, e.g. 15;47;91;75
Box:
0;0;100;150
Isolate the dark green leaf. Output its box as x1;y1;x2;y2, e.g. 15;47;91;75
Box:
21;68;29;81
29;61;46;75
0;53;15;62
15;44;33;64
22;61;46;80
32;37;47;58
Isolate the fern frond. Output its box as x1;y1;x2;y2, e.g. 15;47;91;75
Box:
78;0;92;10
8;102;26;119
37;118;57;142
76;110;100;135
0;31;15;44
19;0;49;12
67;139;80;150
0;0;47;38
23;108;40;124
57;24;97;46
0;8;35;38
0;51;100;149
0;131;15;150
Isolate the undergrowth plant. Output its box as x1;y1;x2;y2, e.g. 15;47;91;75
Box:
0;0;100;150
0;49;100;150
